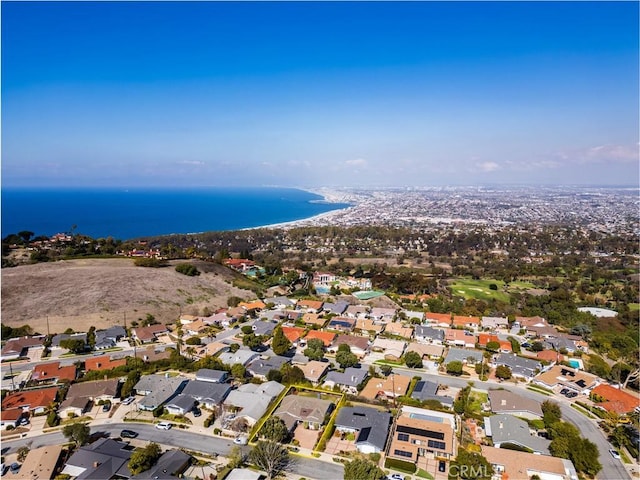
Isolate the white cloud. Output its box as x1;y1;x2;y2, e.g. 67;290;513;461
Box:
554;144;638;164
345;158;367;167
476;161;500;172
177;160;205;166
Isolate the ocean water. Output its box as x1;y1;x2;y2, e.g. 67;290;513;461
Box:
1;187;349;240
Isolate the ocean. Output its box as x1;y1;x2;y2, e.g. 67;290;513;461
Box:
1;187;350;240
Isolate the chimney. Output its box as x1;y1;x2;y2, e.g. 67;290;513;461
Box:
93;462;101;468
499;421;503;429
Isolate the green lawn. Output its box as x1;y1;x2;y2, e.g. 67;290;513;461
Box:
506;280;537;290
629;303;640;311
450;278;510;303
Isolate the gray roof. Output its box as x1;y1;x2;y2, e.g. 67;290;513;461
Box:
52;332;87;348
415;326;445;341
166;394;196;412
323;301;349;315
495;354;541;378
488;389;543;417
131;449;191;479
135;375;187;410
485;414;550;454
411;380;454;406
247;355;290;378
65;378;120;399
274;395;334;430
64;438;132;480
251;320;277;336
335;406;391;451
264;296;295;307
324;367;368;388
195;369;228;383
95;326;127;348
182;380;231;405
218;350;260;367
223;381;285;422
444;348;483;365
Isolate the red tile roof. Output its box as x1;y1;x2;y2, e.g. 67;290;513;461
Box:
424;312;452;323
304;330;336;347
453;315;480;326
592;384;640;415
85;355;127;372
536;350;564;363
2;386;58;411
32;362;77;382
281;326;305;342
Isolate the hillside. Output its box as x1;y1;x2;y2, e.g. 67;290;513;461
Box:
1;258;253;334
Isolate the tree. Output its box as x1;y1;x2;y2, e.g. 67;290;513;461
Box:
267;369;283;383
185;336;202;345
249;440;290;480
128;442;162;475
227;296;243;307
541;400;562;428
495;365;512;380
231;363;246;380
271;327;292;355
228;445;245;469
18;231;34;244
62;422;91;447
280;363;306;385
121;370;141;399
175;263;200;276
229;343;240;353
260;416;289;443
446;361;463;376
59;338;87;354
243;333;265;351
531;341;545;352
343;458;385;480
485;341;500;353
380;365;393;376
451;449;493;480
304;338;325;361
336;350;359;369
404;351;423;368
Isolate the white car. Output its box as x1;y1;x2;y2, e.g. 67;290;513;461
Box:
609;449;621;459
233;436;248;445
121;397;135;405
155;422;172;430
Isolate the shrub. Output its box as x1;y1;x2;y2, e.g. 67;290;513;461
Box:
134;257;167;267
384;457;417;474
175;263;200;276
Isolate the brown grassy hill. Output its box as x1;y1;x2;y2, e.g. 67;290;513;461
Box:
1;258;254;334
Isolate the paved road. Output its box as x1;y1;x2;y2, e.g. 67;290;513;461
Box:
1;423;344;480
392;366;632;480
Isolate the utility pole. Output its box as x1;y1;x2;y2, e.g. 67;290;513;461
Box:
9;362;15;391
123;311;127;330
46;316;50;337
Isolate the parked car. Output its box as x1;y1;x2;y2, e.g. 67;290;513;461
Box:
566;391;577;398
9;463;20;473
193;408;202;417
121;396;135;405
609;449;621;459
0;463;7;476
155;422;172;430
233;436;248;445
438;461;447;473
387;475;403;480
102;403;111;412
17;417;30;426
120;429;138;438
560;388;569;395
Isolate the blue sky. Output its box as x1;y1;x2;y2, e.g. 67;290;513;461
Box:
2;1;638;187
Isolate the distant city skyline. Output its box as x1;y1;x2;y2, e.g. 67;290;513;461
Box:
2;1;638;188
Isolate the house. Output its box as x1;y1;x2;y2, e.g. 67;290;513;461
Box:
165;394;197;416
0;408;25;430
355;318;385;335
411;380;454;406
345;305;368;319
313;271;336;285
273;395;334;431
134;374;187;411
297;360;329;384
131;324;169;344
383;322;414;339
415;325;445;345
443;348;483;365
444;329;477;348
31;361;77;384
94;325;127;350
181;380;232;410
371;338;406;362
62;438;132;478
327;317;356;333
304;330;336;347
322;301;349;315
131;449;191;480
58;396;92;418
84;354;127;372
297;299;324;313
387;406;457;467
452;315;480;331
2;386;58;415
481;316;509;331
280;326;306;346
535;365;600;394
549;336;578;353
335;406;392;454
331;335;370;357
478;333;512;353
482;446;579;480
185;319;208;336
239;300;266;312
251;320;277;336
370;307;397;322
485;414;550;454
405;343;445;361
537;350;564;364
218;350;260;367
0;336;45;361
179;314;199;325
493;353;541;379
224;258;256;272
226;469;262;480
14;444;63;480
323;367;369;394
360;374;411;401
52;332;87;349
223;381;285;426
302;312;327;327
528;324;559;339
264;296;296;309
424;312;452;328
64;378;120;404
195;369;228;383
194;341;229;359
516;316;548;329
488;389;543;419
591;384;640;415
247;355;291;381
136;346;172;363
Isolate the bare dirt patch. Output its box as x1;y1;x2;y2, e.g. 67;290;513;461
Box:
1;258;253;333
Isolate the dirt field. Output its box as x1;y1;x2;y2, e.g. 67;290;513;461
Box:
1;258;254;334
